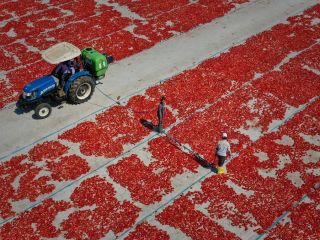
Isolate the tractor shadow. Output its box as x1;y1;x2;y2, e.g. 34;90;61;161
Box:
14;107;43;120
14;104;33;116
14;106;29;115
14;99;65;120
31;101;65;120
140;118;217;173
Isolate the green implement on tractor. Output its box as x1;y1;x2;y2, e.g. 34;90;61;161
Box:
81;47;111;78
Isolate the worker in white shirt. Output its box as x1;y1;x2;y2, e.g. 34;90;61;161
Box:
215;132;231;174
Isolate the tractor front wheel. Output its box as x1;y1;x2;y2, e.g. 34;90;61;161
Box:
68;76;95;104
35;103;52;119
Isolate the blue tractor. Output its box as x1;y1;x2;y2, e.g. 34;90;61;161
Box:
17;42;113;119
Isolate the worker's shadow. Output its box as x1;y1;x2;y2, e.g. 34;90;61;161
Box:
194;154;218;173
140;118;217;173
140;118;159;132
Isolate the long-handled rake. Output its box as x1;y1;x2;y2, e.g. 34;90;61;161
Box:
163;132;216;171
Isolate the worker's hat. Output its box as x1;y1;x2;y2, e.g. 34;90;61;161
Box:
222;132;227;138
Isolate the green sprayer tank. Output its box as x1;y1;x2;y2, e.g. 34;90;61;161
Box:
81;47;108;78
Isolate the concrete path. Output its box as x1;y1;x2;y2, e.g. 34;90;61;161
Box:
0;0;319;160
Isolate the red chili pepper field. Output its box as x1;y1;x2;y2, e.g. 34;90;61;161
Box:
0;0;319;239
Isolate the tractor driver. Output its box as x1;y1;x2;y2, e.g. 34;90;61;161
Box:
52;60;76;89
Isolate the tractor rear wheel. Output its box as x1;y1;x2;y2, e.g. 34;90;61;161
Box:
35;103;52;119
68;76;95;104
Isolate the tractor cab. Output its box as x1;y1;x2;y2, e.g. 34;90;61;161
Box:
42;42;82;89
43;42;112;80
42;42;81;65
17;42;113;119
